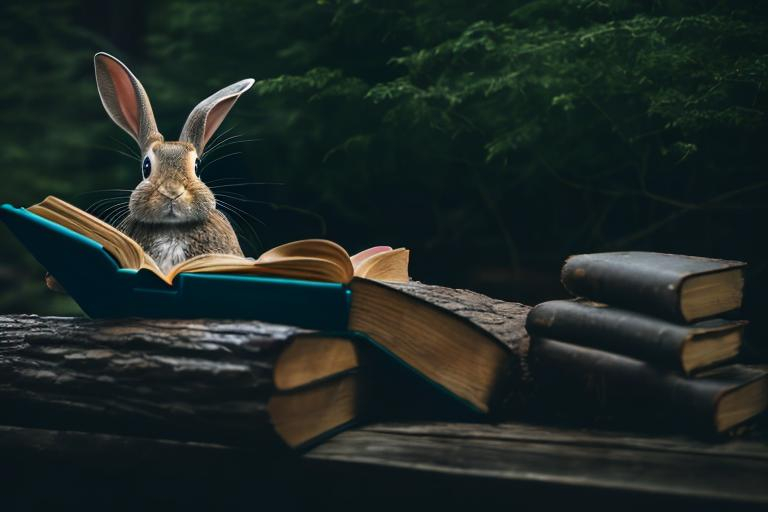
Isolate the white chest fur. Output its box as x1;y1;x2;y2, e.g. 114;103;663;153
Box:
148;235;188;274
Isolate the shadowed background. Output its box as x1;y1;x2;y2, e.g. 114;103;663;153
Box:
0;0;766;352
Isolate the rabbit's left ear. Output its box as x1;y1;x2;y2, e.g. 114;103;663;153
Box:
94;52;162;150
179;79;254;154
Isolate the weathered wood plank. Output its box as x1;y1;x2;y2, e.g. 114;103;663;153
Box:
305;421;768;504
360;421;768;460
2;420;767;508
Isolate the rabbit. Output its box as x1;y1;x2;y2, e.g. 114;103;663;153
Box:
93;52;252;273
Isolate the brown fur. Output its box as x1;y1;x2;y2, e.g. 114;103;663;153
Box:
93;52;253;271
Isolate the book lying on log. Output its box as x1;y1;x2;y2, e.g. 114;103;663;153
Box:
530;337;768;434
526;300;746;374
0;197;408;329
0;315;369;450
1;197;533;415
561;252;746;323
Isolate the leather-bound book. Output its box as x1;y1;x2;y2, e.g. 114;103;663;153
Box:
527;299;746;374
530;337;767;434
561;252;746;323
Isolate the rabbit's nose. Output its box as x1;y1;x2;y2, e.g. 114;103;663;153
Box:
158;182;185;200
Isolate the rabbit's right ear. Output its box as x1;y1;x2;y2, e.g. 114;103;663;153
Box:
94;52;162;150
179;79;254;155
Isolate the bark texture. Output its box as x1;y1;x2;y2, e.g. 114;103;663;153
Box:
384;281;531;353
0;315;306;446
382;280;532;401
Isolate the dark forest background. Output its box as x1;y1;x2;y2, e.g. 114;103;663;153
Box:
1;0;766;350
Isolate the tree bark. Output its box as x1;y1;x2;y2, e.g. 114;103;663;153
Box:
0;315;306;447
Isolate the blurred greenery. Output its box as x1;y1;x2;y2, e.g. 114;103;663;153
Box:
0;0;766;346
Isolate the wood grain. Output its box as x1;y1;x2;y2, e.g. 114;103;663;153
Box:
0;314;306;446
307;420;768;505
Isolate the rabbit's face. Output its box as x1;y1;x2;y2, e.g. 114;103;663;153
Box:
129;141;216;224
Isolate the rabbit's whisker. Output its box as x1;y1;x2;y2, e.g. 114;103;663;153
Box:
200;152;242;174
85;197;130;213
109;136;141;159
97;202;130;222
77;189;134;197
99;204;126;222
214;194;279;207
212;192;248;200
90;142;140;162
208;182;284;188
203;138;262;157
218;213;261;255
202;133;247;158
217;204;263;251
104;203;130;221
200;134;243;155
216;200;266;227
204;177;245;184
105;208;131;227
108;148;141;162
205;125;237;151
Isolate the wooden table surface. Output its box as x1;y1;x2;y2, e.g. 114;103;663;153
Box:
2;419;767;511
1;314;765;510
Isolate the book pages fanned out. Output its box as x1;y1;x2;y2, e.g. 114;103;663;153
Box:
28;196;409;286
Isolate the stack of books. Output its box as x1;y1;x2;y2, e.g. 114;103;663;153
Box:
526;252;768;435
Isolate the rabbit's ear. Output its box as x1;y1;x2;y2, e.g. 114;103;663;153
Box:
94;52;162;150
179;79;254;154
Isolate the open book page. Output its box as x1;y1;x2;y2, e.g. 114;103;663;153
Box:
28;196;163;276
166;241;410;284
27;196;409;285
351;247;410;282
165;252;353;285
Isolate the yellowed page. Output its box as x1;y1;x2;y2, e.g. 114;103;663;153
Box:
28;196;165;279
166;253;349;284
353;248;410;282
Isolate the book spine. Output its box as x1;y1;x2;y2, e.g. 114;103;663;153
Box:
561;254;685;322
530;338;719;432
526;301;689;372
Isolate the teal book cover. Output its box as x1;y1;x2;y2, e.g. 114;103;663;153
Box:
0;204;350;330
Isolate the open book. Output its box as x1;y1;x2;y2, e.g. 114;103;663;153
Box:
28;196;409;285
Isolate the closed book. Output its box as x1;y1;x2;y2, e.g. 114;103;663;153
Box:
530;337;768;434
526;300;746;374
561;252;746;323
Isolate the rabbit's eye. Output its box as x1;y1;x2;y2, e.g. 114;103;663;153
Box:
142;156;152;179
194;157;201;177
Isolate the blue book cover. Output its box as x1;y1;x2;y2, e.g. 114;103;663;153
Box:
0;203;350;330
1;202;502;416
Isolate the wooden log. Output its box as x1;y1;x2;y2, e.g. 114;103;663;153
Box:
0;314;306;447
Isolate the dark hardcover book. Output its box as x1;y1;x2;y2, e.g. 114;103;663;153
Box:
526;299;746;374
530;337;767;434
561;252;746;323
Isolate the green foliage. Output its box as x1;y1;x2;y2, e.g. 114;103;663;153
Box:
0;0;766;315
